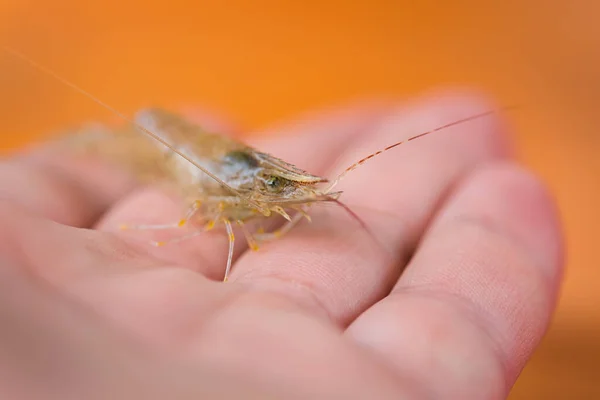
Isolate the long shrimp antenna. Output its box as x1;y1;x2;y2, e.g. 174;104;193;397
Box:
325;106;517;193
2;46;261;209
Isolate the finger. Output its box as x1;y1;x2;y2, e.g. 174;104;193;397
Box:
232;91;512;325
96;101;396;280
346;163;564;399
0;152;136;227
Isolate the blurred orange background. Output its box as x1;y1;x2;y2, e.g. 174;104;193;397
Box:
1;1;598;397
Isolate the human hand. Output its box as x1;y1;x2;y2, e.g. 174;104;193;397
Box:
0;91;563;399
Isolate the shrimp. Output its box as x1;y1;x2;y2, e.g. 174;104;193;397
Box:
3;46;511;282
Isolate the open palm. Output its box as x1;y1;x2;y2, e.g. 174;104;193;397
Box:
0;92;563;399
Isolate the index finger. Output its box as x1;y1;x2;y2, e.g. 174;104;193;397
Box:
0;150;136;227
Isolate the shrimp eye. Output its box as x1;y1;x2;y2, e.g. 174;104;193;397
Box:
265;176;283;191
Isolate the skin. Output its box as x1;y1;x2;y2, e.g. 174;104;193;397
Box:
0;91;563;399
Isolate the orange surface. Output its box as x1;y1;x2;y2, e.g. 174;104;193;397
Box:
1;1;599;397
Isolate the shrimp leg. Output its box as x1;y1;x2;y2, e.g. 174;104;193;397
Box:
237;220;260;251
254;207;309;241
151;229;208;247
223;218;235;282
120;222;182;231
150;212;220;247
119;200;203;231
154;216;234;282
177;200;203;227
